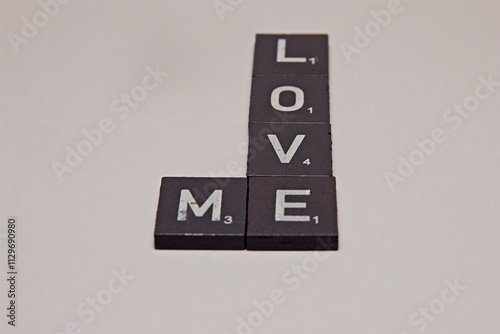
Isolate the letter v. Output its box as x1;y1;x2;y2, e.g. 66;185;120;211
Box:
267;134;305;163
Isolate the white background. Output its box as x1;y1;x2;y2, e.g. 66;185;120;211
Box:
1;0;500;333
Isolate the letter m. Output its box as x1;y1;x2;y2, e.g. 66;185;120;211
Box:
177;189;222;221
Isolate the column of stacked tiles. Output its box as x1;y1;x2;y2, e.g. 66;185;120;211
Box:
246;34;338;250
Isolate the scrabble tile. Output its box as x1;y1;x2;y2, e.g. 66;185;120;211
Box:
154;177;247;250
246;176;338;250
247;123;332;176
249;76;329;124
253;34;328;77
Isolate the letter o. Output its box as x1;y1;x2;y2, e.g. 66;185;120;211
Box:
33;12;49;27
247;311;264;328
365;21;381;37
131;85;147;102
429;299;445;315
302;257;319;273
76;140;93;157
409;150;425;166
464;95;479;112
270;86;304;112
97;289;113;306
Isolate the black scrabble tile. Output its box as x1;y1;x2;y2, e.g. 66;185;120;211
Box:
246;176;338;250
253;34;328;77
249;76;329;124
247;123;332;176
154;177;247;250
